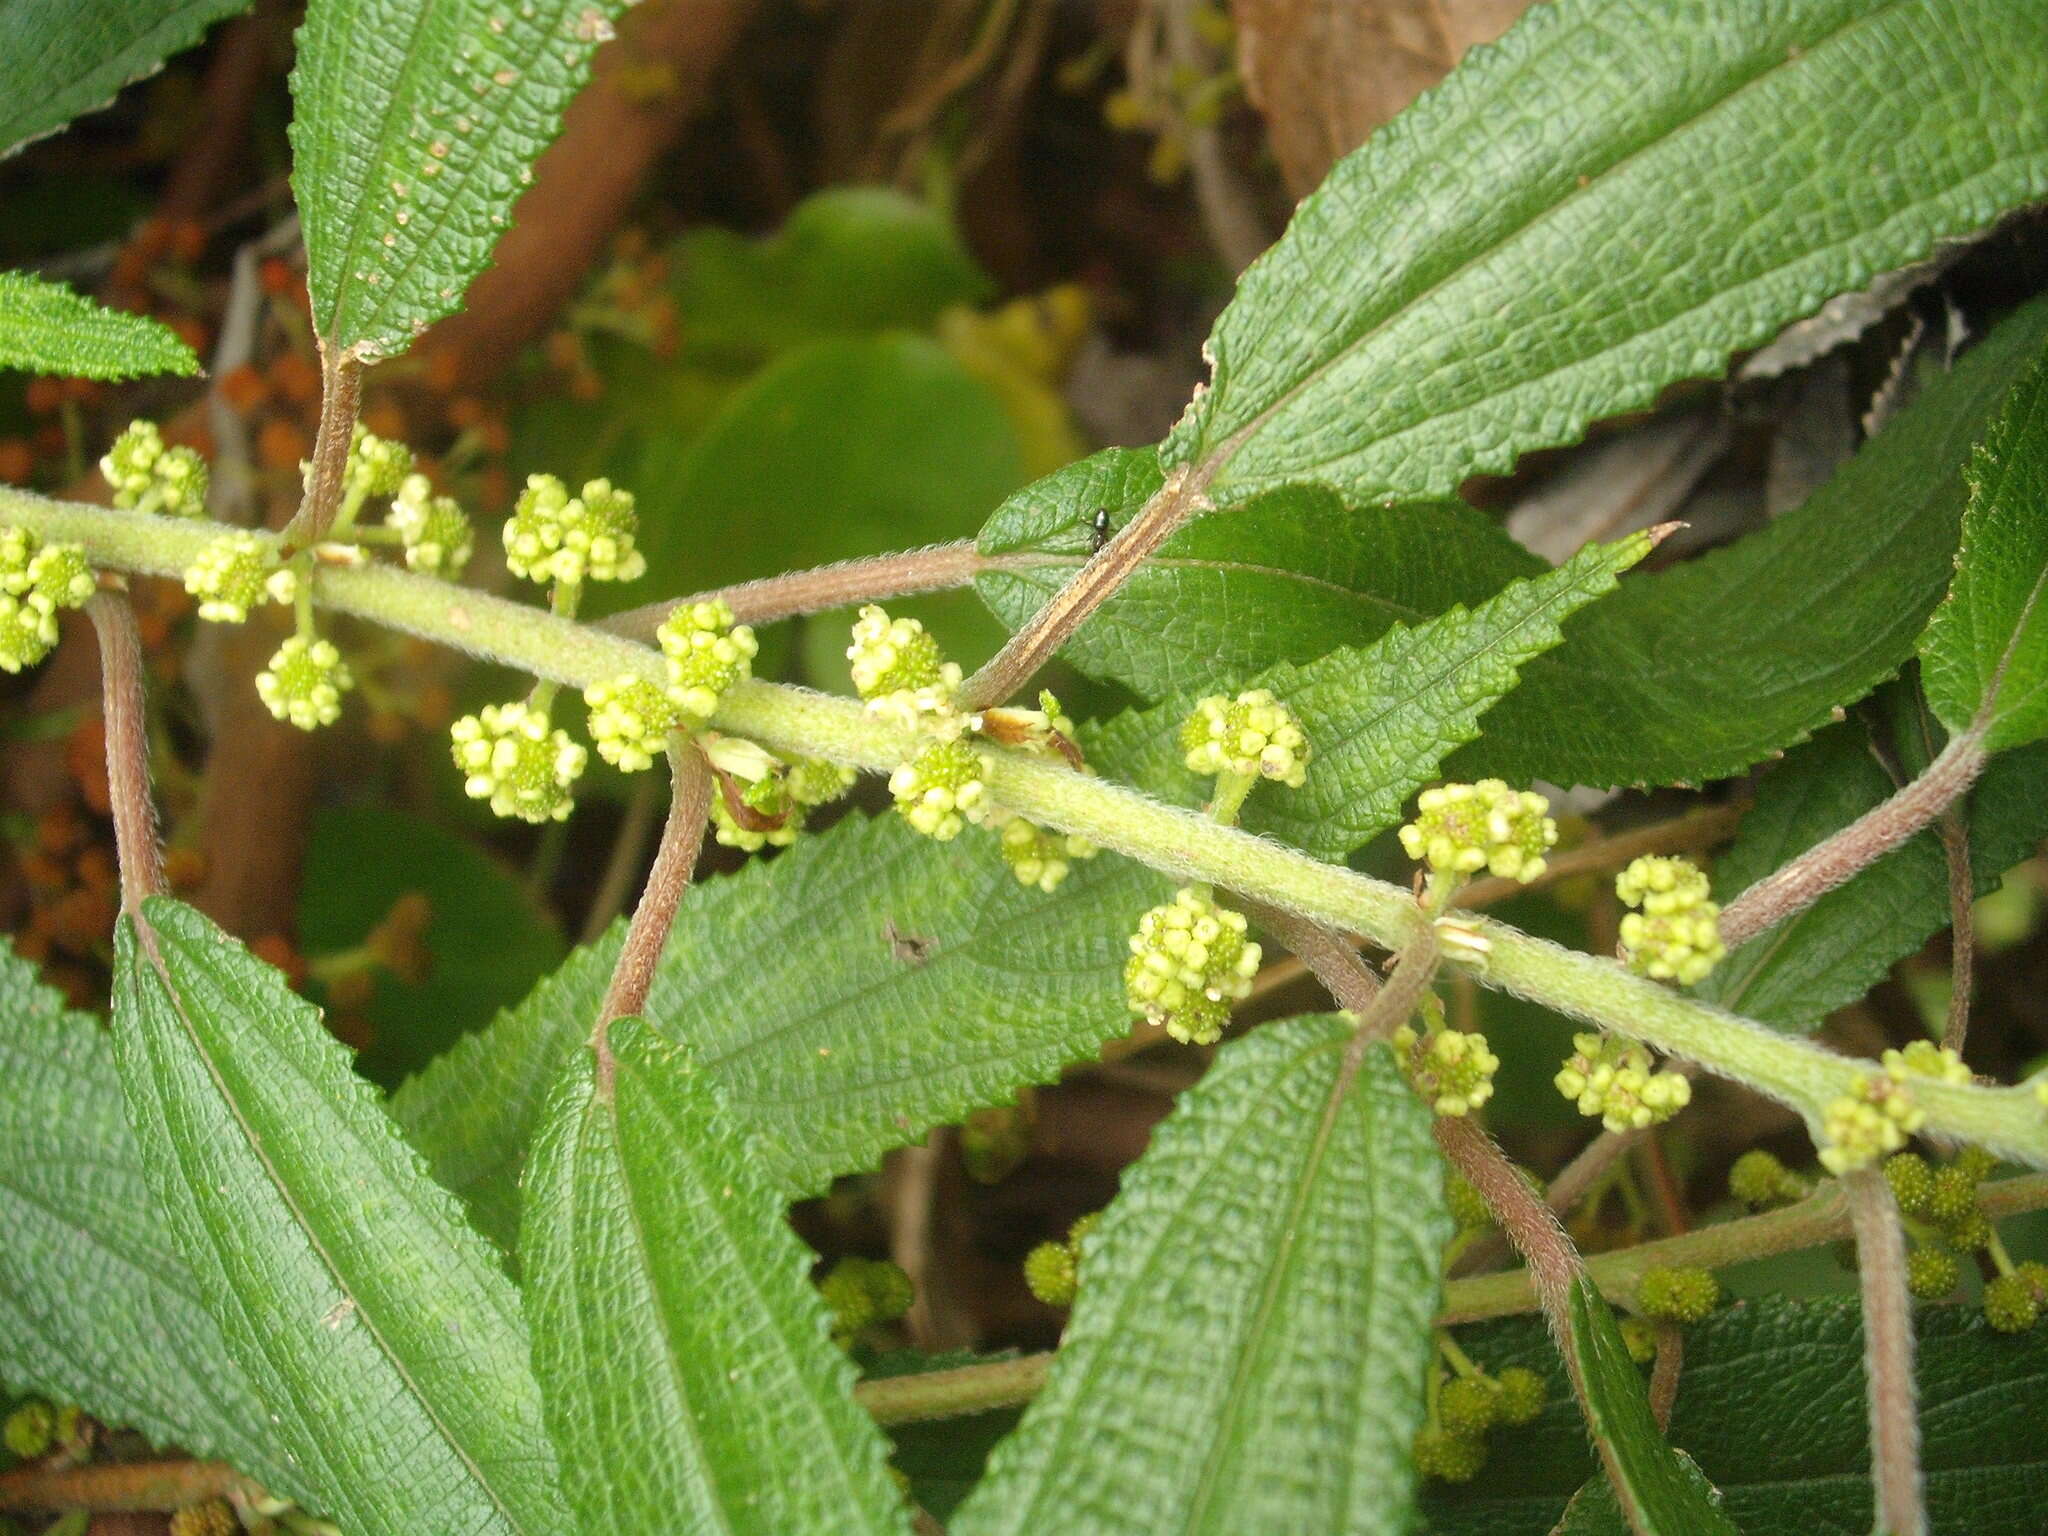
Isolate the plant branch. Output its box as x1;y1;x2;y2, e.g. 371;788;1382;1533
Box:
855;1351;1052;1426
13;495;2048;1166
1436;1115;1583;1337
600;541;985;640
1939;810;1975;1055
961;462;1211;709
0;1459;257;1514
278;349;362;553
86;591;164;914
1718;731;1987;950
1844;1167;1926;1536
1648;1323;1683;1431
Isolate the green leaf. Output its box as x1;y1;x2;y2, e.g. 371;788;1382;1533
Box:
1088;532;1650;861
1419;1297;2048;1535
0;273;200;379
113;898;567;1535
521;1019;909;1535
0;944;286;1495
1919;341;2048;751
0;0;249;156
1567;1278;1740;1535
952;1017;1448;1536
672;187;991;368
1696;723;2048;1032
975;449;1545;700
1456;293;2048;789
300;807;564;1088
289;0;630;359
393;811;1170;1230
1163;0;2048;510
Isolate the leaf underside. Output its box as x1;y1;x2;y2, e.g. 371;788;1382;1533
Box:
0;272;201;380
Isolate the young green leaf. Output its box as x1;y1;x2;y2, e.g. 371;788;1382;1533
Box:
0;0;249;156
0;273;200;380
1918;342;2048;751
113;897;568;1536
1566;1278;1740;1535
1696;724;2048;1033
1457;293;2048;789
1088;531;1651;861
952;1017;1449;1536
289;0;631;360
0;945;289;1499
975;448;1545;700
521;1020;910;1535
1419;1299;2048;1535
393;813;1170;1230
1164;0;2048;510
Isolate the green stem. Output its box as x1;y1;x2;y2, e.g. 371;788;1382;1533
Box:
11;493;2048;1166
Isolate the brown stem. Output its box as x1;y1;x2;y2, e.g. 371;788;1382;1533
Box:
1939;810;1974;1056
278;349;362;553
600;542;985;640
1719;733;1987;949
1844;1168;1926;1536
1435;1116;1585;1336
961;462;1210;709
0;1459;255;1514
86;592;165;913
1647;1322;1683;1431
594;744;712;1080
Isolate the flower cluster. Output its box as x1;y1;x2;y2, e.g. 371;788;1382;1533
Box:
1023;1212;1098;1309
256;636;353;731
978;690;1079;757
99;420;208;517
704;743;854;852
450;701;587;823
1553;1031;1691;1132
1887;1148;2002;1304
1636;1265;1721;1324
657;599;758;722
386;473;473;577
1615;855;1724;985
1413;1357;1545;1485
1392;1019;1500;1118
582;674;682;773
996;816;1097;893
344;424;413;502
0;525;95;672
183;531;295;623
1816;1072;1924;1175
1123;885;1260;1045
1727;1149;1808;1211
1883;1039;1972;1087
503;473;645;586
817;1256;914;1347
1399;780;1556;883
1985;1262;2048;1334
847;604;963;725
889;739;992;842
1178;688;1310;787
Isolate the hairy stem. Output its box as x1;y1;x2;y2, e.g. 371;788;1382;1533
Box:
12;496;2048;1165
0;1459;256;1514
1939;810;1975;1055
86;591;164;913
1844;1168;1926;1536
961;462;1210;708
856;1350;1053;1426
601;541;985;640
1719;732;1987;949
1648;1323;1683;1431
1435;1116;1583;1336
278;348;362;552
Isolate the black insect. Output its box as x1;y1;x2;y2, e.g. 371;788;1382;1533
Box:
1089;507;1114;552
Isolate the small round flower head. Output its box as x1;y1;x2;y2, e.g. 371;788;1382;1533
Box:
818;1256;913;1344
1905;1245;1961;1300
1984;1264;2048;1334
26;542;95;611
657;599;758;722
1023;1240;1079;1307
1392;1023;1501;1117
255;636;352;730
450;701;587;823
1179;688;1310;787
100;420;208;516
1399;780;1557;882
1123;885;1260;1045
386;473;473;577
1493;1366;1545;1426
1926;1165;1979;1227
183;531;295;623
0;589;59;672
345;423;414;500
889;738;991;842
1553;1032;1691;1133
583;673;681;772
1636;1265;1720;1324
1954;1146;1998;1184
1439;1374;1501;1436
503;472;646;585
1817;1074;1924;1176
0;527;94;671
1883;1151;1935;1215
1883;1039;1972;1087
0;524;36;594
2;1398;54;1458
1616;856;1724;985
1412;1427;1486;1484
847;604;962;723
1729;1149;1806;1210
787;755;857;810
997;816;1098;893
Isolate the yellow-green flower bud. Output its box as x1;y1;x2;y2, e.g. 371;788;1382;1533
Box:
889;739;991;841
26;542;94;611
1553;1031;1690;1132
1905;1246;1961;1300
1123;885;1260;1045
345;423;413;500
184;531;296;623
846;604;962;724
1616;855;1724;985
1438;1375;1501;1436
1984;1265;2047;1334
1883;1152;1935;1216
503;472;645;585
1393;1023;1501;1117
255;636;352;730
1024;1240;1079;1307
450;700;587;823
1883;1039;1971;1086
583;674;681;772
100;420;209;516
1636;1265;1720;1324
1178;688;1310;787
1412;1427;1487;1484
0;527;94;673
657;599;758;722
386;473;473;577
1817;1074;1923;1176
997;816;1097;893
1399;780;1556;882
1493;1366;1545;1426
1;1399;55;1458
1729;1149;1806;1210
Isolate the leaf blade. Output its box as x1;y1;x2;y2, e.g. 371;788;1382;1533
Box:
952;1017;1449;1536
114;897;567;1535
521;1020;909;1535
0;273;200;380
